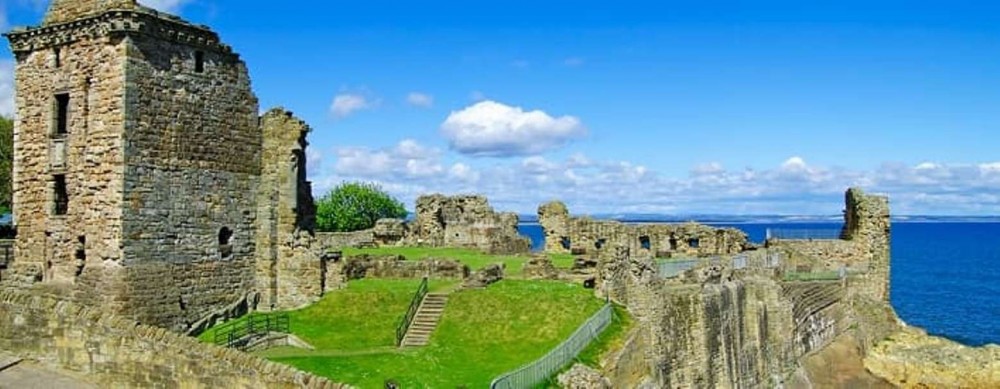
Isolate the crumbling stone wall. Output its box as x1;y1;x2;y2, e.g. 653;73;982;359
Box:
0;289;348;388
841;188;891;302
538;201;748;258
769;188;891;303
342;254;469;280
256;109;328;311
407;194;529;254
596;188;892;387
316;231;375;250
317;195;531;254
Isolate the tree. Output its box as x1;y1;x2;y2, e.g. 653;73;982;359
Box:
315;182;407;232
0;116;11;215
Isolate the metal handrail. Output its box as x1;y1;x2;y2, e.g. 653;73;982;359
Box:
395;277;429;346
213;312;291;350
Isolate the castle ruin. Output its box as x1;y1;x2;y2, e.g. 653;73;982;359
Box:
2;0;329;332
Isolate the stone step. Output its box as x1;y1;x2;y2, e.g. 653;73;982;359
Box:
400;292;451;348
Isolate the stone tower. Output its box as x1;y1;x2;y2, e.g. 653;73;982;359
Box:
841;187;892;302
4;0;263;331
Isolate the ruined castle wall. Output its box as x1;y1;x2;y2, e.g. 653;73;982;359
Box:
599;246;851;388
256;109;326;311
538;201;748;258
407;195;530;254
316;230;376;249
5;23;128;309
0;290;347;388
842;188;891;302
116;24;260;330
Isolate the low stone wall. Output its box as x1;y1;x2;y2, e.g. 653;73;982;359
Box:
317;231;375;250
342;255;469;280
0;290;349;388
773;239;866;270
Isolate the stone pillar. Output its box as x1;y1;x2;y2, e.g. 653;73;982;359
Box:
256;109;326;310
538;201;570;254
841;187;891;302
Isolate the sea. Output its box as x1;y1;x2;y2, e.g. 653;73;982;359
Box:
517;221;1000;347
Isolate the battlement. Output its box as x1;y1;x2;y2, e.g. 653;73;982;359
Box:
6;5;234;57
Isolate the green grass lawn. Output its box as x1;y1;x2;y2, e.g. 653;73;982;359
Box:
199;279;457;350
342;246;576;277
234;279;607;388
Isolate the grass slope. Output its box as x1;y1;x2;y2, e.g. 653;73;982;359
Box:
342;246;575;277
199;279;455;350
257;279;605;388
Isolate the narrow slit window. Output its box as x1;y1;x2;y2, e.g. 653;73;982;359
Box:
55;93;70;136
195;51;205;73
54;175;68;216
54;48;62;68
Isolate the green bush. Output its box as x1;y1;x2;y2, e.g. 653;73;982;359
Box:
315;182;407;232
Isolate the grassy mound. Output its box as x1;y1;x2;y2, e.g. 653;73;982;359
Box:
342;246;576;277
229;279;607;388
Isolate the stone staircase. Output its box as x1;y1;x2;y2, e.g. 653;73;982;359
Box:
400;293;448;347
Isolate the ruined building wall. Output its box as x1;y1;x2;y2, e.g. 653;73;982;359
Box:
5;3;268;331
841;188;891;302
4;11;129;309
538;201;749;258
599;248;851;388
598;189;892;387
116;13;261;331
407;194;530;254
256;109;328;311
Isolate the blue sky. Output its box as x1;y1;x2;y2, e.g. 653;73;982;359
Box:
3;1;1000;215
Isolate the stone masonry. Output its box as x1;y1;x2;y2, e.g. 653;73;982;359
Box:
319;194;531;255
593;187;896;387
3;1;328;331
539;200;749;257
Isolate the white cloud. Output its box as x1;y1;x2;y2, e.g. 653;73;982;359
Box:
449;163;480;183
406;92;434;108
440;100;586;157
331;139;442;179
138;0;192;13
309;141;1000;215
0;60;14;118
330;93;374;118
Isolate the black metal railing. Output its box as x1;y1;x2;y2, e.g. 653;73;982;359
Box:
213;313;290;351
395;277;429;346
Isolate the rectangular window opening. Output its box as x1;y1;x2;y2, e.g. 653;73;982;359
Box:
55;93;70;136
54;48;62;68
54;175;68;216
195;51;205;73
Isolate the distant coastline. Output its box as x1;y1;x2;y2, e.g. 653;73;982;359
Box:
517;214;1000;224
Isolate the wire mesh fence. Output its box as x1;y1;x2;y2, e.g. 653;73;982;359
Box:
766;228;843;241
489;303;614;389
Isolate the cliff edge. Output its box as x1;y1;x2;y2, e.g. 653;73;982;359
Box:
864;327;1000;388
